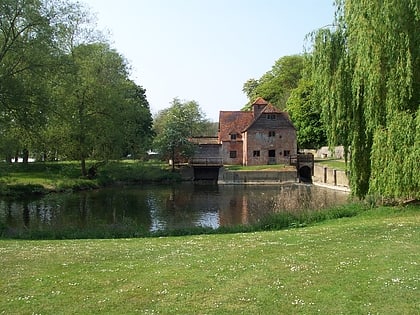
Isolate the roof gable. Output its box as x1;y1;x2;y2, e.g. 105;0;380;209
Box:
247;101;296;131
261;103;280;113
243;102;281;130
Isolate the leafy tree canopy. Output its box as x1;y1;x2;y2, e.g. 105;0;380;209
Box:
0;0;154;177
242;55;305;110
51;42;152;175
153;98;209;169
286;74;327;149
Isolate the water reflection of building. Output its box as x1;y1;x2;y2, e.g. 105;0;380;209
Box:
218;194;249;226
217;185;349;227
218;191;248;226
0;184;350;235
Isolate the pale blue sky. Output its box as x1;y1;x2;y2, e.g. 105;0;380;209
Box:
82;0;335;121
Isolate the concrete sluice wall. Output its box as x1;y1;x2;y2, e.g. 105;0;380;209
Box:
218;168;297;184
312;164;350;191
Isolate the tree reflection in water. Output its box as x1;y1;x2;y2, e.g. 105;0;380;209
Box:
0;183;349;234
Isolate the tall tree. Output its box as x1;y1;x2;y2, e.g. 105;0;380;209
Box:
286;76;327;149
242;79;259;103
0;0;57;161
0;0;94;162
242;55;305;110
310;0;419;199
53;43;144;175
119;82;154;159
0;0;154;169
153;99;208;170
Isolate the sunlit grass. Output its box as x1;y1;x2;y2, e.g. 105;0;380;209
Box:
1;205;418;314
0;160;179;196
315;158;348;171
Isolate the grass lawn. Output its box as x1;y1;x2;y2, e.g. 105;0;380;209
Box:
0;206;418;314
0;160;179;196
315;158;348;171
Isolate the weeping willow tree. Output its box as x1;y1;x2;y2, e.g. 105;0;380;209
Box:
310;0;419;199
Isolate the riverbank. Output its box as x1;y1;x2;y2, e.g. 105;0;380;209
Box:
312;181;351;192
1;205;418;314
0;161;337;197
0;160;181;197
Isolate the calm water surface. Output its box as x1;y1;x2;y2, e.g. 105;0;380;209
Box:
0;183;349;234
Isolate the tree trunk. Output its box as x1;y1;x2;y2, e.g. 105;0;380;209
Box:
171;147;175;172
23;148;29;163
81;157;87;177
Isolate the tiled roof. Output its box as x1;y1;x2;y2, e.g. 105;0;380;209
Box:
218;111;253;141
252;97;269;105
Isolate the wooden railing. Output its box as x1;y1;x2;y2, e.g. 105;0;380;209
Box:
189;157;223;166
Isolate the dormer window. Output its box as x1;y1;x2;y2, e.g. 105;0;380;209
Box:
230;133;237;140
267;114;276;120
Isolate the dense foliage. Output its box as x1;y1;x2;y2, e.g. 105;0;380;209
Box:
242;54;326;149
286;74;327;149
0;0;153;176
310;0;419;199
242;55;304;110
153;98;209;169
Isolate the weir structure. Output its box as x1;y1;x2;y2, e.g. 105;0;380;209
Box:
186;155;314;183
188;157;223;181
289;153;314;182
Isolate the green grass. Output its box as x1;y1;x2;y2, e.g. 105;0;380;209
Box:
0;205;418;314
315;158;348;171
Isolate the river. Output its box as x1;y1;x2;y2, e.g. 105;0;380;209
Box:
0;183;350;237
